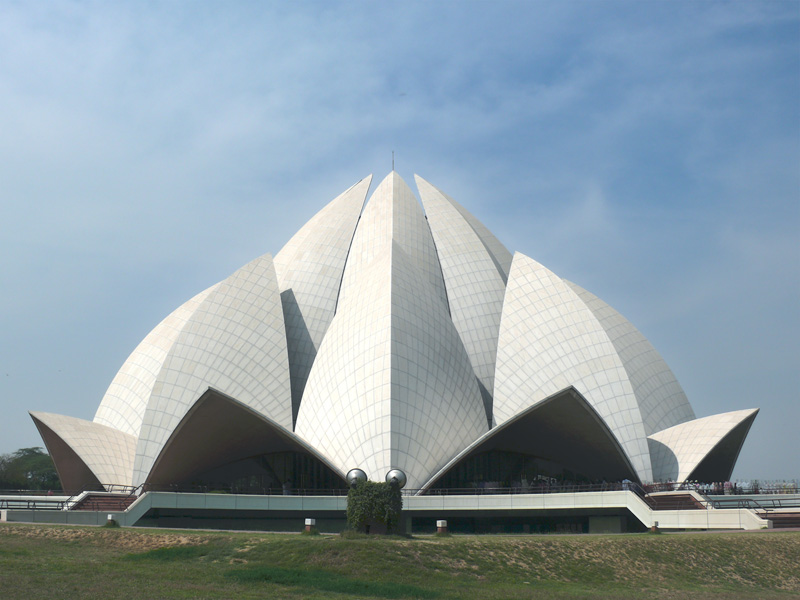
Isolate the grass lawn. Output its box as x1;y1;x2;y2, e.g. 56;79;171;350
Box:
1;523;798;599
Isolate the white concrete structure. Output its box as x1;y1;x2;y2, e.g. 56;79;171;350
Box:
648;409;759;482
3;490;776;532
565;281;696;435
130;253;292;487
30;412;136;488
30;172;758;494
494;253;653;481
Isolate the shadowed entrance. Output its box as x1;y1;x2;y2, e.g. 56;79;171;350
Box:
146;388;346;491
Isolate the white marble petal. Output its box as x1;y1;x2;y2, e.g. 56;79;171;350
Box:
297;190;487;489
566;280;696;435
648;409;759;482
30;411;136;489
132;253;291;486
93;285;217;437
416;175;507;424
415;176;513;281
273;176;372;421
494;252;653;482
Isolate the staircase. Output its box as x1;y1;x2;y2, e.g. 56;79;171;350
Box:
757;512;800;529
70;493;137;512
646;492;706;511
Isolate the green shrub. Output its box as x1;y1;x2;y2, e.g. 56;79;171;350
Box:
346;480;402;534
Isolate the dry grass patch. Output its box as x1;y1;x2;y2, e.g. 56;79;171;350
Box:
1;523;207;553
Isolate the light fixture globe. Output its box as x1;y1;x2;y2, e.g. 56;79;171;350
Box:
386;469;407;489
346;468;368;488
28;171;759;496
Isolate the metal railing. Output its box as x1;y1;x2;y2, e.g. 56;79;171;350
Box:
65;484;143;511
0;489;64;496
134;481;650;498
708;496;800;511
652;480;800;495
0;497;67;510
5;479;798;512
420;482;647;496
137;483;349;496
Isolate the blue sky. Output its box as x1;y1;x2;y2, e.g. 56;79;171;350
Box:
1;1;797;480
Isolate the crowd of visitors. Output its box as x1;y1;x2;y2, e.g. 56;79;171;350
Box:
645;479;799;495
453;477;799;496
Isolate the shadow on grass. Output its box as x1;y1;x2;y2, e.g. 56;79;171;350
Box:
225;565;440;599
124;545;212;561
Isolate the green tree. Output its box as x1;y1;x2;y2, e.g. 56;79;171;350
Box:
0;447;60;491
346;480;403;534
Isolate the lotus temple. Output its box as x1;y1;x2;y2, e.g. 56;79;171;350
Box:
17;171;774;533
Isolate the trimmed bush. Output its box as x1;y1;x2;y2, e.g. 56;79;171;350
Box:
346;480;402;534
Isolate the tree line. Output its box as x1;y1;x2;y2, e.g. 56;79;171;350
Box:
0;447;60;491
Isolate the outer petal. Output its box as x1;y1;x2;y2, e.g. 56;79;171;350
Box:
420;387;639;491
296;181;487;489
144;388;346;487
93;285;217;437
30;411;136;492
273;176;372;422
296;249;394;480
132;253;291;486
416;175;507;424
565;280;695;434
648;409;758;482
494;252;652;481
